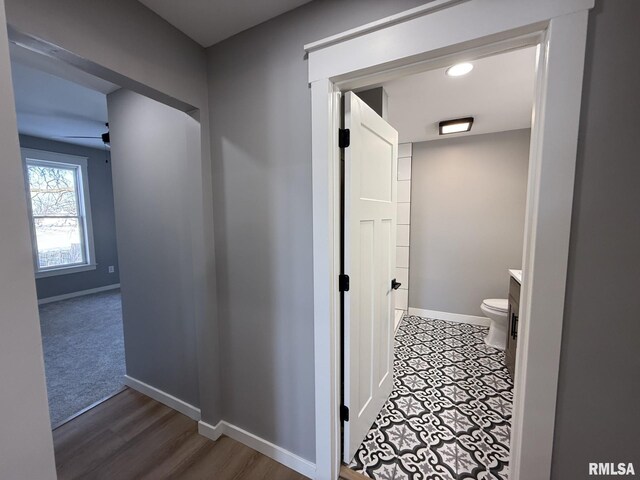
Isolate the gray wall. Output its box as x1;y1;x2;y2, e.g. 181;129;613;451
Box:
552;0;640;476
409;129;530;316
19;135;120;299
108;89;201;408
356;87;386;119
207;0;429;462
0;1;56;477
4;0;222;427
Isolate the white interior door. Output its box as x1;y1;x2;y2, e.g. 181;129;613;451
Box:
342;91;398;462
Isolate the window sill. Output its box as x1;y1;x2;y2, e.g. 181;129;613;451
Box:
35;264;97;279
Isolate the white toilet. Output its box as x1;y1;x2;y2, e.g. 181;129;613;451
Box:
481;298;509;350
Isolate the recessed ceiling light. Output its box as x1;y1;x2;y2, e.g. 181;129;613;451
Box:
445;62;474;77
439;117;474;135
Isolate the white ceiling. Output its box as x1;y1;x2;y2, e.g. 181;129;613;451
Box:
382;47;537;144
10;45;118;150
138;0;313;47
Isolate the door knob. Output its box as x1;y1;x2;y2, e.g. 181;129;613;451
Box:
391;279;402;290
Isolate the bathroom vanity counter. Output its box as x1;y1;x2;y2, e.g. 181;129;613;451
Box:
505;270;522;379
509;269;522;284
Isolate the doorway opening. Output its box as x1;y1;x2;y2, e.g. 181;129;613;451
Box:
343;46;537;479
10;42;126;429
7;31;206;471
308;3;592;479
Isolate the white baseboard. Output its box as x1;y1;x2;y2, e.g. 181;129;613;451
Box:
408;307;490;327
198;420;316;479
126;379;315;478
394;309;404;332
198;419;225;441
124;375;201;421
38;283;120;305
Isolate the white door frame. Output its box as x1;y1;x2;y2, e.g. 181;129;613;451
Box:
306;1;594;479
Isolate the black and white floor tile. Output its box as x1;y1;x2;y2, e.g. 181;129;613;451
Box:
349;315;513;480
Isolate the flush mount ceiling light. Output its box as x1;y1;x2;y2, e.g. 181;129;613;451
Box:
439;117;474;135
445;62;474;77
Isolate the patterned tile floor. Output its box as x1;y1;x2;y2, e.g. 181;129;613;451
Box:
349;315;513;480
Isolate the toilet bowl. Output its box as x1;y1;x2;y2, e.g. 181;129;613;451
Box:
481;298;509;350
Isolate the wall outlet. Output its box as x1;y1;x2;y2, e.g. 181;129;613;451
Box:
108;266;115;273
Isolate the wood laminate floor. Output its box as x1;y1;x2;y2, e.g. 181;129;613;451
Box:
339;465;371;479
53;388;307;480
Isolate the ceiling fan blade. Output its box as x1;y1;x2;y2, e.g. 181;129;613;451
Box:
60;135;102;139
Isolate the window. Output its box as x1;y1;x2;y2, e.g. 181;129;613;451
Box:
22;149;95;277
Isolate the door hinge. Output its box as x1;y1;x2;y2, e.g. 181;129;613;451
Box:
339;274;350;292
339;128;350;148
340;405;350;422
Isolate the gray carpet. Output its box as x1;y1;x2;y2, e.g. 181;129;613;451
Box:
38;290;125;427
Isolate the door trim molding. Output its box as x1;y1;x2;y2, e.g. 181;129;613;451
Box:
308;1;593;479
304;0;469;53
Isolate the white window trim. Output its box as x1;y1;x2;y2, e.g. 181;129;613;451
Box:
21;148;96;278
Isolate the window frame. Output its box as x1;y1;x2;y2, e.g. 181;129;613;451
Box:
21;148;96;278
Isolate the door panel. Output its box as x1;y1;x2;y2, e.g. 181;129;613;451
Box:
343;92;398;462
359;126;394;202
377;219;392;388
